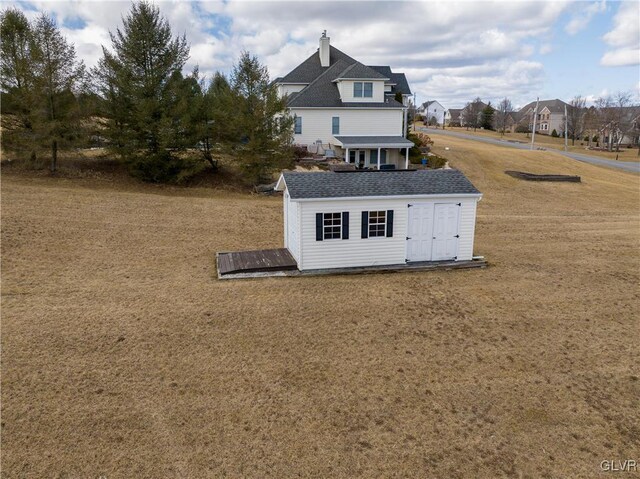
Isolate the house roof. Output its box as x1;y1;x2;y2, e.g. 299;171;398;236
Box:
278;169;481;200
335;62;388;80
370;66;412;95
519;99;570;114
334;135;414;148
280;45;357;84
448;108;462;119
287;59;404;109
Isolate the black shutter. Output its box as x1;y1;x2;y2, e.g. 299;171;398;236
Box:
386;210;394;237
361;211;369;238
341;212;349;239
316;213;323;241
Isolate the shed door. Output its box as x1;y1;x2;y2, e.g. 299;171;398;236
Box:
406;203;434;262
431;203;460;261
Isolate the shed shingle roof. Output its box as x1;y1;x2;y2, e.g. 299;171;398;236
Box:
281;170;481;199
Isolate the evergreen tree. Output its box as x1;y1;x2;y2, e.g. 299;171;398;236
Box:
95;1;194;182
199;72;237;169
0;9;37;160
230;52;293;184
481;102;495;130
1;10;87;170
30;13;88;171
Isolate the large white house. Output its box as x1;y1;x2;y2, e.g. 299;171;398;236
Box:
274;32;414;170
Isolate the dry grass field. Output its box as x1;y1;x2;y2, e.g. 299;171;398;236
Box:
2;138;639;478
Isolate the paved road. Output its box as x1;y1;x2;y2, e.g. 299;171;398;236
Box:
419;127;640;174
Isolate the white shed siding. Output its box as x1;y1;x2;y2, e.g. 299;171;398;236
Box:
338;80;386;102
456;200;477;261
291;108;404;146
292;196;480;270
298;198;409;270
284;193;300;262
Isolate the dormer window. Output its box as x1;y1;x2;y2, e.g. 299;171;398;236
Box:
354;82;373;98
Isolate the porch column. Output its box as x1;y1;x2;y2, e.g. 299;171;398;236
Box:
405;147;409;169
377;147;381;170
345;147;349;163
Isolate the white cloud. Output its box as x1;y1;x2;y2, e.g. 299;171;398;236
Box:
600;1;640;66
8;0;575;106
565;0;606;35
539;43;553;55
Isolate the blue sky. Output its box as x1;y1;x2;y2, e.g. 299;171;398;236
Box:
8;0;640;109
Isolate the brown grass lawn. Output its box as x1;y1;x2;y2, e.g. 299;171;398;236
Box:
2;139;639;478
423;126;640;162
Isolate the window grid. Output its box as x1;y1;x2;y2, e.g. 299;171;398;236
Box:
368;210;386;237
323;212;342;240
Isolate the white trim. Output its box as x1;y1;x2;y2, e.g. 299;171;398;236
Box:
335;142;413;148
290;193;483;203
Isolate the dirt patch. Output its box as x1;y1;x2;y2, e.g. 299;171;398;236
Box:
2;137;639;478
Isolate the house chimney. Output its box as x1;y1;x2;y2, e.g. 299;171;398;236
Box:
319;30;330;67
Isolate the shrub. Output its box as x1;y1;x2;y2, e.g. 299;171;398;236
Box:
551;129;559;137
584;135;590;141
292;145;309;159
515;125;530;133
127;151;205;183
592;135;599;142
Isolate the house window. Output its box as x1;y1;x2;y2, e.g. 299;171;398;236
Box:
370;149;377;166
332;117;340;135
294;116;302;134
380;149;387;164
368;211;387;237
354;82;373;98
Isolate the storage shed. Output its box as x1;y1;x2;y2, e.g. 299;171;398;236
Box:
274;169;482;272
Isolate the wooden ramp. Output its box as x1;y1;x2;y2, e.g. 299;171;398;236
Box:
217;248;298;277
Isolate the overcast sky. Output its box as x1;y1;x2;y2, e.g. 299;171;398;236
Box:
10;0;640;108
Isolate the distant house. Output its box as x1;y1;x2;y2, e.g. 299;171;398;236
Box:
460;100;488;128
516;99;570;135
275;31;414;169
420;100;448;127
447;108;463;127
275;169;482;271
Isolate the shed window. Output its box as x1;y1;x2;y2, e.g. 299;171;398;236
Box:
323;213;342;239
361;209;394;238
317;212;348;240
368;211;387;237
294;116;302;134
332;117;340;135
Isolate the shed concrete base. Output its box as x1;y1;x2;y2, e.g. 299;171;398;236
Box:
216;255;487;280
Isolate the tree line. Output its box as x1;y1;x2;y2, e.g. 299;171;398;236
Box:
1;2;293;183
457;94;639;152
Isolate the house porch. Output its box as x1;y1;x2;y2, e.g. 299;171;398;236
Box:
333;135;414;170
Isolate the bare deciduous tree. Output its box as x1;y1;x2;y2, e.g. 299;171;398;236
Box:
495;97;513;136
463;97;483;131
566;95;586;146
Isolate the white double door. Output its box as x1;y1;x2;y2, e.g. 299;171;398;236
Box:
406;203;460;262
